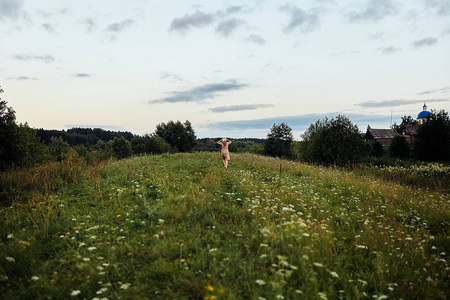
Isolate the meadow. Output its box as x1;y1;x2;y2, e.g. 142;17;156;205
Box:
0;152;449;299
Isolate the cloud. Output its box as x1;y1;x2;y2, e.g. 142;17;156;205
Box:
215;18;245;37
0;0;24;21
12;54;55;63
160;72;183;82
149;80;249;104
377;46;401;55
209;104;274;113
347;0;397;23
73;73;91;78
412;37;438;48
9;76;37;80
226;6;244;14
83;18;95;32
246;34;266;45
356;98;450;108
425;0;450;16
280;5;319;34
417;86;450;95
106;19;134;32
203;112;393;132
42;23;55;33
169;11;216;33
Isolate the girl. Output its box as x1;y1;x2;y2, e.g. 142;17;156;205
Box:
217;138;232;169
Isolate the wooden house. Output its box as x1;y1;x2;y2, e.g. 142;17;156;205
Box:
365;128;398;146
402;125;418;143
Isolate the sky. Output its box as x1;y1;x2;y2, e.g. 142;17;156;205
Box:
1;0;449;139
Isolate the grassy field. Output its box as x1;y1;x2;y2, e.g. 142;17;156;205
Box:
1;152;449;299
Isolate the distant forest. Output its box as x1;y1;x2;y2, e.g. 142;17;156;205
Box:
36;128;265;152
36;128;135;146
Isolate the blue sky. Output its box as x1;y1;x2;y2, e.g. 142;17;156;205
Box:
1;0;449;138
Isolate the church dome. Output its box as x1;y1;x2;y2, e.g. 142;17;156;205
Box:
418;110;431;119
417;103;431;119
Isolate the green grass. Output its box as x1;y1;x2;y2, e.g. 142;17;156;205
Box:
1;152;449;299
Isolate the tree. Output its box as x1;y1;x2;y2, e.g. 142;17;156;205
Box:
392;115;418;134
155;120;197;152
131;134;172;155
0;94;20;170
48;136;70;162
111;136;133;159
389;135;410;158
371;141;384;157
414;109;450;161
264;122;294;158
0;87;48;170
301;115;367;166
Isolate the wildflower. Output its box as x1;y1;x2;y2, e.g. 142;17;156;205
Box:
5;257;15;263
88;247;97;251
318;292;328;299
204;285;214;292
71;290;81;296
356;244;367;249
31;276;40;281
7;234;14;239
96;287;108;294
120;283;130;289
255;279;266;285
276;295;284;299
209;248;218;252
303;233;310;237
329;271;339;278
260;243;268;247
313;262;323;268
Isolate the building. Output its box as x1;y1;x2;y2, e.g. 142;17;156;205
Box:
417;103;431;125
401;125;418;143
365;128;398;146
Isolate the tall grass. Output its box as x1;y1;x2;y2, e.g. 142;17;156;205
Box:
0;152;448;299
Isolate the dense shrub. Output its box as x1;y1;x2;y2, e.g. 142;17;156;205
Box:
300;115;368;166
389;135;410;158
264;122;293;158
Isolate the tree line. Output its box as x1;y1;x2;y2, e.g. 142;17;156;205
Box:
264;112;450;165
1;85;449;171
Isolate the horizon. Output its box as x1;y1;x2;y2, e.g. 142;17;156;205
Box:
1;0;449;139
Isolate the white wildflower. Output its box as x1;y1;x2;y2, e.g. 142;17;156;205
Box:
329;271;339;278
313;262;323;268
255;279;266;285
5;257;15;263
318;292;328;300
88;247;97;251
71;290;81;296
31;276;40;281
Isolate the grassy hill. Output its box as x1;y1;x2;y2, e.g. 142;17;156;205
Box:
1;152;449;299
